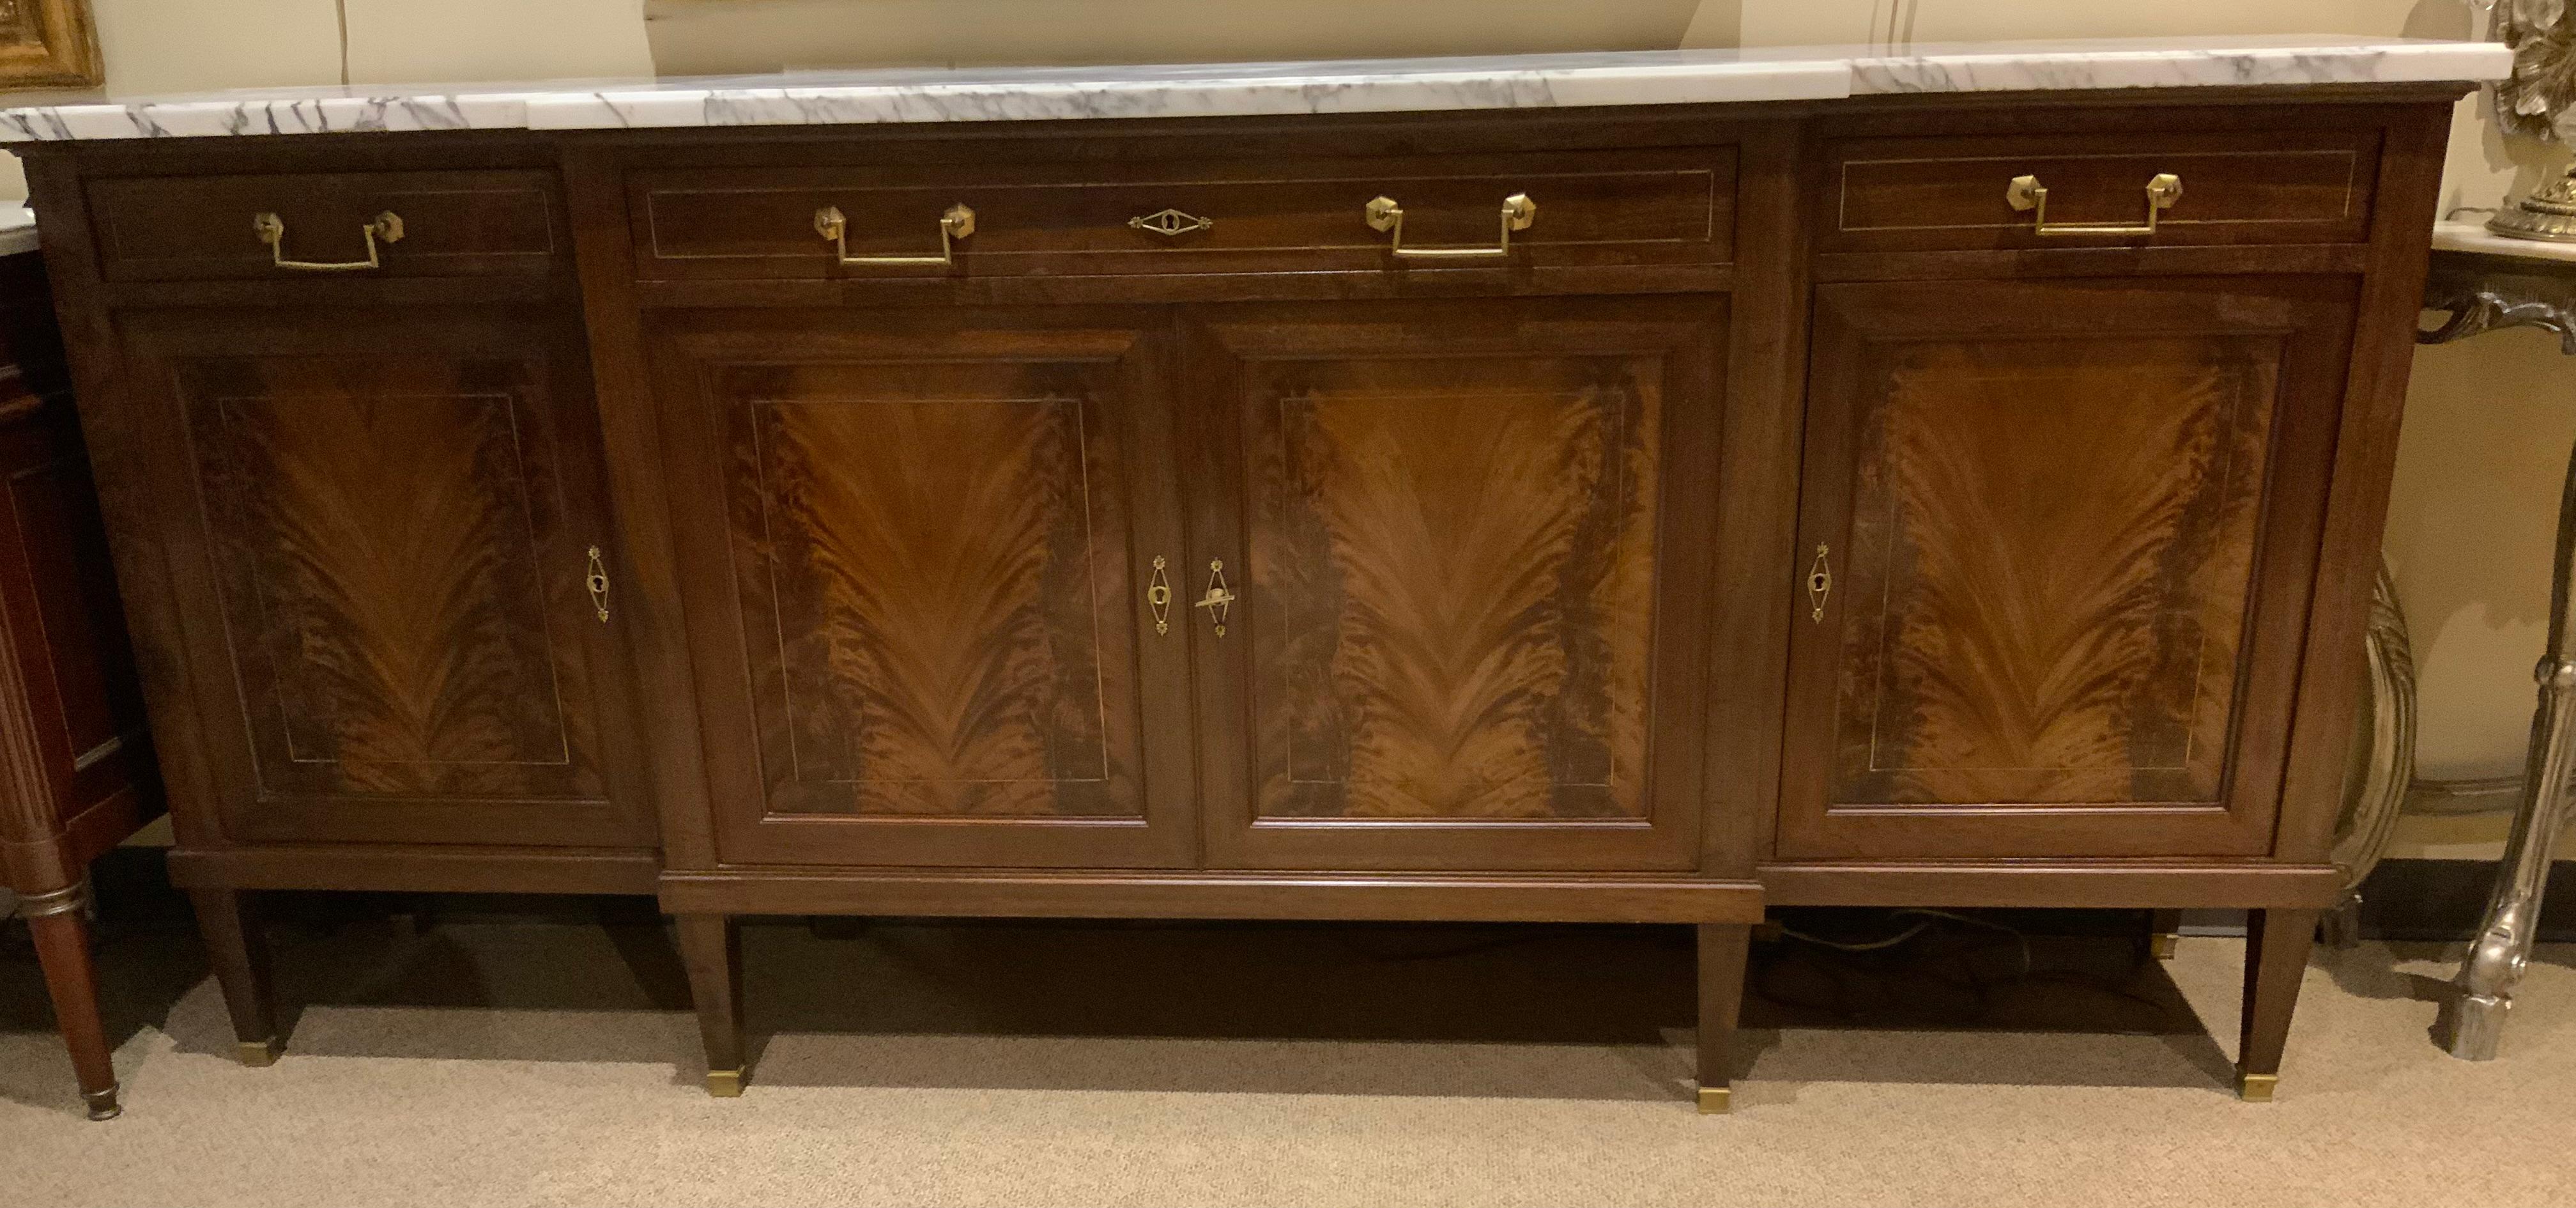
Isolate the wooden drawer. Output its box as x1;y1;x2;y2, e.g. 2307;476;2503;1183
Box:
1821;129;2379;252
629;149;1733;280
88;170;560;282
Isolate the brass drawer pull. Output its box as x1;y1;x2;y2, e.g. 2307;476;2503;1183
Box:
252;210;403;272
1364;192;1535;259
2005;173;2182;237
814;203;976;267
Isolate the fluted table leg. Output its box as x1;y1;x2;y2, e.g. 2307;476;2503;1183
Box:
23;882;120;1119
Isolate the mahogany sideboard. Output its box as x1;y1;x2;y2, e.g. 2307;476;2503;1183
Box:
4;60;2475;1111
0;235;159;1120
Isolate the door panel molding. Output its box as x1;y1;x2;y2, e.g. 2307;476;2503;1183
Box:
646;308;1195;869
1184;297;1726;872
1778;277;2359;861
118;307;654;848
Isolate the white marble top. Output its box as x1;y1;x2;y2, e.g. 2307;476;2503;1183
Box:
2432;219;2576;265
0;35;2511;143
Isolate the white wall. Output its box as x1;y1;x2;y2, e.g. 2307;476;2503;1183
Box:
640;0;1703;75
0;0;653;194
348;0;652;84
1743;1;2433;46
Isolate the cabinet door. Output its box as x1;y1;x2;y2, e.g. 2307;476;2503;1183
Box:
1779;278;2358;860
646;310;1193;869
119;309;653;848
1185;298;1724;872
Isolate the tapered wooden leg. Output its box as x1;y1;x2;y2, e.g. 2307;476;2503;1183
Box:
2236;907;2320;1102
186;888;279;1066
23;884;119;1120
1696;922;1751;1115
675;914;746;1097
2147;908;2184;960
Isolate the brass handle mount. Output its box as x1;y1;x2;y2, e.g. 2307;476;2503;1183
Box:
1807;545;1832;623
1147;555;1173;637
1129;208;1213;238
585;546;611;623
1194;559;1236;638
253;210;403;272
2005;173;2181;237
814;203;976;267
1364;192;1535;259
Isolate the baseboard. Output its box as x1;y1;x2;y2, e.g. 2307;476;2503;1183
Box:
2354;858;2576;942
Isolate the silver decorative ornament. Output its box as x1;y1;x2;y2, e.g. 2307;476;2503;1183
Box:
2492;0;2576;240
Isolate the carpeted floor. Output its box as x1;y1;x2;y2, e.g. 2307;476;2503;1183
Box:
1;904;2571;1208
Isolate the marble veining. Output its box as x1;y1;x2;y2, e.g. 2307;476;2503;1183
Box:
0;88;541;142
1844;35;2510;93
0;36;2515;143
533;52;1848;130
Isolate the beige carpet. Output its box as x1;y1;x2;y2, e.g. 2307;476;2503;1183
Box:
1;913;2571;1207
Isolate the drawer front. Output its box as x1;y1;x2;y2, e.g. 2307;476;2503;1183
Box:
89;170;560;281
1823;130;2379;252
630;149;1733;279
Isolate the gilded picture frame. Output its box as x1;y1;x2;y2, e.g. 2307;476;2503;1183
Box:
0;0;100;90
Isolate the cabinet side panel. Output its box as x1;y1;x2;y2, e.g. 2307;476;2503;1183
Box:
2271;102;2455;863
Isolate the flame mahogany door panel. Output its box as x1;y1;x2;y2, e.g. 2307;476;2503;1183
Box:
1184;298;1724;872
1779;278;2359;861
116;308;654;848
645;309;1194;869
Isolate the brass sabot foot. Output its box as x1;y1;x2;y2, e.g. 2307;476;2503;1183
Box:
83;1085;121;1121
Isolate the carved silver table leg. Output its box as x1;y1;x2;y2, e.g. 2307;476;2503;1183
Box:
2444;433;2576;1058
2420;247;2576;1058
2326;565;2419;949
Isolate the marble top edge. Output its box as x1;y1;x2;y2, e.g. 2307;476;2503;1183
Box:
2432;219;2576;265
0;36;2515;143
1850;38;2514;94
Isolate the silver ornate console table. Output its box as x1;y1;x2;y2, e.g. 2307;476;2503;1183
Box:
2419;219;2576;1058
